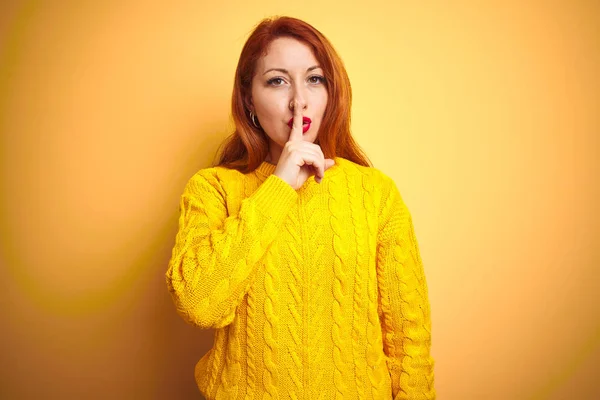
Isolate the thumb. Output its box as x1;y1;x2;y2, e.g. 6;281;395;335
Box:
324;158;336;170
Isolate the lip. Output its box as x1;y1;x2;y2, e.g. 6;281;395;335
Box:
287;116;312;129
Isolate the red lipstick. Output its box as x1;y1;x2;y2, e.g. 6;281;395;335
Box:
287;117;312;134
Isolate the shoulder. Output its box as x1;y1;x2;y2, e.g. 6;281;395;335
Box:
182;165;244;199
182;167;216;192
335;157;387;183
335;157;395;191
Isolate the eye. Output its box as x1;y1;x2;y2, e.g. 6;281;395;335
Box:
267;77;285;86
309;75;326;84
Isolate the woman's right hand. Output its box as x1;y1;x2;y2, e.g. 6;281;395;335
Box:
274;100;336;190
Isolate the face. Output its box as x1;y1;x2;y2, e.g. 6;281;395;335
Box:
249;37;328;162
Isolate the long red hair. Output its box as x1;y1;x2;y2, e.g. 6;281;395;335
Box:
213;16;372;172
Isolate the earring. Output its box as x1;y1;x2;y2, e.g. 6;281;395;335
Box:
249;110;260;128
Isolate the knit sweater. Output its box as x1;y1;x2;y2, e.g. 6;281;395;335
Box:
165;156;436;400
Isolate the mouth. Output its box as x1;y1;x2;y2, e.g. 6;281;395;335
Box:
287;116;312;130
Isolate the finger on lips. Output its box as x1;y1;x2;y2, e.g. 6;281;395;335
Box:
290;101;303;141
289;100;325;183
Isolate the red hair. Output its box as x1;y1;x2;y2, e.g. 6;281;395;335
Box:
213;16;372;172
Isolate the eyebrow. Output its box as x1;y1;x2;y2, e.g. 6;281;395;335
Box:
263;65;322;75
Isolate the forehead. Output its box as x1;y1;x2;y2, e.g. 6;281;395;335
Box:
257;37;319;70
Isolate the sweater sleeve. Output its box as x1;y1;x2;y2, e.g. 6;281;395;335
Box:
376;177;436;399
165;170;298;329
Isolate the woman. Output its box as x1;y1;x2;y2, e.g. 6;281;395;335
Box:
166;16;436;399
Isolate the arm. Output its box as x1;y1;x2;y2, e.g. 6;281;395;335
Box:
165;170;297;329
376;178;436;399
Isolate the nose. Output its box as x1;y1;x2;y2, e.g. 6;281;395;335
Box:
289;86;308;111
289;98;308;112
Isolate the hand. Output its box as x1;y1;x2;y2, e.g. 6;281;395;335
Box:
273;100;336;190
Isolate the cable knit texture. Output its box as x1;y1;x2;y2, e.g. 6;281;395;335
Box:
165;156;436;399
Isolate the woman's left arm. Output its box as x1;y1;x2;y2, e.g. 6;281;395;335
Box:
376;177;436;400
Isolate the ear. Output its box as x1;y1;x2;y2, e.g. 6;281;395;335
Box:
244;94;254;113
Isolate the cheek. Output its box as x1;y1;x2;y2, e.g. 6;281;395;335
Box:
317;94;328;119
255;94;286;120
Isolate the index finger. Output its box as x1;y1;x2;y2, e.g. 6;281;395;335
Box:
288;100;303;142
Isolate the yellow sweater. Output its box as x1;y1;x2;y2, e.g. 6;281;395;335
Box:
166;156;436;400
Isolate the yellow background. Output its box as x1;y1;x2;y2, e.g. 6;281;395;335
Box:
1;1;598;399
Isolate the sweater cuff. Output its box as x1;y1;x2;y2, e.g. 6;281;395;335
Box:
250;174;298;227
